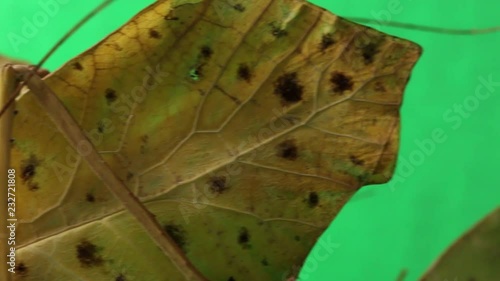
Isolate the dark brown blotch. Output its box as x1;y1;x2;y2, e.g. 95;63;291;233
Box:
320;32;335;51
76;240;104;267
308;191;319;208
233;4;245;12
330;72;353;94
350;155;364;166
20;155;39;182
208;176;228;194
238;227;250;249
274;72;303;104
149;29;161;39
277;139;298;160
237;63;252;82
85;192;95;203
97;121;104;133
261;258;269;266
105;88;117;104
73;62;83;71
200;45;213;59
270;23;287;38
228;277;236;281
164;224;188;252
361;42;379;64
115;274;126;281
15;262;28;275
28;182;39;191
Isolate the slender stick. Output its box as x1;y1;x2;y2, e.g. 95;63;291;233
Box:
0;0;115;119
346;17;500;35
0;66;17;281
13;66;208;281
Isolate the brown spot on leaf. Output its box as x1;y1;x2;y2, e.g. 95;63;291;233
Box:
127;172;134;181
233;4;245;12
361;42;379;64
374;81;386;92
28;182;39;191
76;240;104;267
274;72;303;104
97;121;104;133
350;155;364;166
320;32;335;51
228;277;236;281
200;45;213;59
115;274;126;281
105;88;117;104
149;29;161;39
164;224;187;252
261;258;269;266
330;72;353;94
16;262;28;275
20;155;39;182
238;227;250;249
208;176;228;194
85;192;95;203
308;192;319;208
277;139;298;160
270;23;287;38
237;63;252;82
73;62;83;70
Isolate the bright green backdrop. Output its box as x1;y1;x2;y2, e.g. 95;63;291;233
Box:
0;1;499;280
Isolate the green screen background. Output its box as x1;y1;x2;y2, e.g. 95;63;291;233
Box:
0;1;498;280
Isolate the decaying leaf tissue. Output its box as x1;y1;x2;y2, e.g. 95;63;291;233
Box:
1;0;421;280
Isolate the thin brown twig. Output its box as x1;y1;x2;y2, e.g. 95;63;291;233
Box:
0;0;115;118
346;17;500;35
13;65;208;281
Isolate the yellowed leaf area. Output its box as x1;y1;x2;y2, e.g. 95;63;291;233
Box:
10;0;420;280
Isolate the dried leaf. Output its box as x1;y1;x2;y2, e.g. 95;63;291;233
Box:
420;207;500;281
6;0;420;280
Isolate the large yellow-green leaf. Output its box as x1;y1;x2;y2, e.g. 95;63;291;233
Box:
420;207;500;281
4;0;420;280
